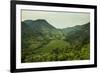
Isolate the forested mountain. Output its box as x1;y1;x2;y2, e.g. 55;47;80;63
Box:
63;22;90;43
21;19;90;63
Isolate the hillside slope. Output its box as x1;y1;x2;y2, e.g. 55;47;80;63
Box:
21;19;90;62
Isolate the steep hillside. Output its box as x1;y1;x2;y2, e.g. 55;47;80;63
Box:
21;19;90;62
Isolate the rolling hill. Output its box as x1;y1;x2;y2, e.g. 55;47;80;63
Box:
21;19;90;63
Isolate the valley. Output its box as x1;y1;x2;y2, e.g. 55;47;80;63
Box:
21;19;90;63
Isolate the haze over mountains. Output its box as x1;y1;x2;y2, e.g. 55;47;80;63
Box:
21;19;90;63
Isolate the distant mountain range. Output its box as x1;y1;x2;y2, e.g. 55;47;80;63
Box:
21;19;90;62
22;19;90;42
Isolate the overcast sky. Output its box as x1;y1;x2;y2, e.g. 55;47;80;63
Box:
22;10;90;29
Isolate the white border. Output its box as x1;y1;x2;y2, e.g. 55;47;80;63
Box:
16;4;94;69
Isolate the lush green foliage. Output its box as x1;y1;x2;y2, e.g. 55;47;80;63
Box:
21;19;90;63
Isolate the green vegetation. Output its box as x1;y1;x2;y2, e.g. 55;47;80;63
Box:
21;19;90;63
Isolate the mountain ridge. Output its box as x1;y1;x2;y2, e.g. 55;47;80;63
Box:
21;19;90;62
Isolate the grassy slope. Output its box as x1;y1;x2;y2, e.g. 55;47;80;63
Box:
21;20;90;63
22;39;90;62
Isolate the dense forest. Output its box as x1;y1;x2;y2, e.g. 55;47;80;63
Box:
21;19;90;63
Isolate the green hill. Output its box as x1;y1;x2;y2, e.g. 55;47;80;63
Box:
21;19;90;63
